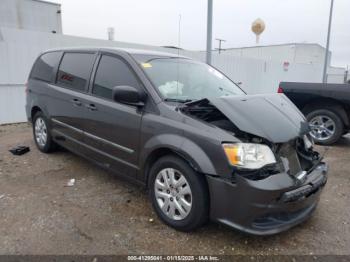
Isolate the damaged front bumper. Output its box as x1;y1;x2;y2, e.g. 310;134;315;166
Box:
206;163;328;235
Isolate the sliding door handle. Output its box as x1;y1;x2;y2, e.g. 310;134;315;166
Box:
71;98;82;106
86;104;98;111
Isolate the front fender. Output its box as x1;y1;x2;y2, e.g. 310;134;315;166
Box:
139;134;217;181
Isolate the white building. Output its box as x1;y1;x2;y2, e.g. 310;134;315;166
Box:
0;0;62;34
215;43;330;65
211;43;345;82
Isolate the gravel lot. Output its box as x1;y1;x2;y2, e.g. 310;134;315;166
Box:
0;123;349;255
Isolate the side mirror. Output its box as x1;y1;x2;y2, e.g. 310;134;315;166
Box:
112;85;146;107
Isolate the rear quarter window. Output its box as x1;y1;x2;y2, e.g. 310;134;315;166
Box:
57;52;96;92
30;52;61;83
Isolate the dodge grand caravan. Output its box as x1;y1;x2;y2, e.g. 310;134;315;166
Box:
26;48;328;235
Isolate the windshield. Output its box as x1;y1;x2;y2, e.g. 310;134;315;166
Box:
134;55;245;102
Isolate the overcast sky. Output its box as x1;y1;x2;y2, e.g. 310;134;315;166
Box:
48;0;349;67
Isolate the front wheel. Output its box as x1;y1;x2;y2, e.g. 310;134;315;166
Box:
307;109;344;145
149;155;209;231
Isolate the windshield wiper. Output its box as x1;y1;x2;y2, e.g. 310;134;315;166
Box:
164;98;193;103
218;86;237;95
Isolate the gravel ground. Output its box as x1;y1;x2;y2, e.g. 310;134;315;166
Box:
0;123;349;255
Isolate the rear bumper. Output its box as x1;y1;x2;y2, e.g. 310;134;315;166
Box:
206;163;328;235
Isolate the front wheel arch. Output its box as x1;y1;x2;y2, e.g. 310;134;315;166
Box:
140;135;218;186
143;147;203;189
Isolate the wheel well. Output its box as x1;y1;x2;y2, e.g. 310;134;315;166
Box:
302;98;349;127
31;106;42;121
143;148;199;188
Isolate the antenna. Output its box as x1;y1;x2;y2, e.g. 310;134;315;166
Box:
178;14;181;56
176;14;181;106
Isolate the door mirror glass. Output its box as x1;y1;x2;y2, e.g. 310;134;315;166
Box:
112;85;146;106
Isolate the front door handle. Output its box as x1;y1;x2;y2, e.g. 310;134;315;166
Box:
86;104;97;111
72;98;82;106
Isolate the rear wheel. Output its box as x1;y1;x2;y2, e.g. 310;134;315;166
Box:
149;155;209;231
306;109;344;145
32;111;56;153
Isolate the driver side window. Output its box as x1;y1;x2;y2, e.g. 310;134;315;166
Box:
93;55;140;100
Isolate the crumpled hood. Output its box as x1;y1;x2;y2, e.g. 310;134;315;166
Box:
208;94;310;143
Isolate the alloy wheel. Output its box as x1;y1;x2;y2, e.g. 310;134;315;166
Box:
309;115;335;141
154;168;192;221
35;117;48;148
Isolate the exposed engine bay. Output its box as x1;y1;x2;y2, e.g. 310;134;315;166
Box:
180;99;246;137
180;98;323;181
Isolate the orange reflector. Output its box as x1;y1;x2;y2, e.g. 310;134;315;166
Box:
223;144;241;166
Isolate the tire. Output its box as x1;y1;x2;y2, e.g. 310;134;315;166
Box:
306;109;344;145
148;155;209;232
32;111;56;153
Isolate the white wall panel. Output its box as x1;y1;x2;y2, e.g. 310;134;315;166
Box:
0;0;62;33
0;84;27;124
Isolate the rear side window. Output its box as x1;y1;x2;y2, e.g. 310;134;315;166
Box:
30;52;61;83
92;55;140;100
57;53;95;91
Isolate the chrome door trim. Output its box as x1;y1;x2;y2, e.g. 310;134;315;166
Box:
51;118;134;154
52;129;139;170
84;131;134;154
52;118;83;134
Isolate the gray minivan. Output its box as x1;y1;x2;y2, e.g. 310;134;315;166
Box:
26;47;328;235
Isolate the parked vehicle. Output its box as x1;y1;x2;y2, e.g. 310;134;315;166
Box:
279;82;350;145
26;48;328;235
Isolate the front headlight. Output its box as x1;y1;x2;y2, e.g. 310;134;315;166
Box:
222;143;276;169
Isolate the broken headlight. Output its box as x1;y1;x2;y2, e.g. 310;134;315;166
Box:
222;143;276;169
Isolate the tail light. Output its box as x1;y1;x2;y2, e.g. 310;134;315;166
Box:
277;86;284;93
